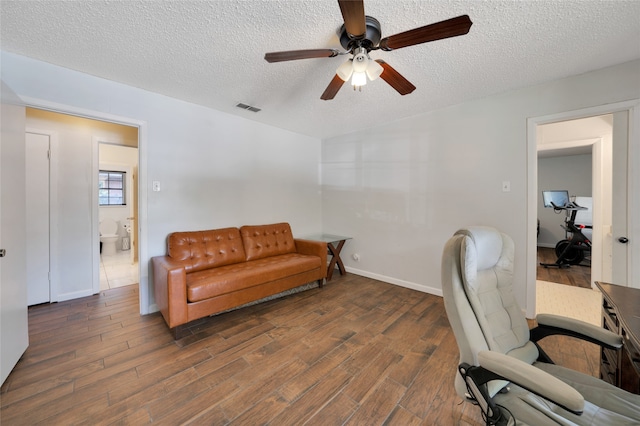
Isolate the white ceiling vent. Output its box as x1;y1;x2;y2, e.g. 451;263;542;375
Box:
235;103;261;113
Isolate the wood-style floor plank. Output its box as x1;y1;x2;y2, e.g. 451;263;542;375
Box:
537;247;591;288
1;274;598;425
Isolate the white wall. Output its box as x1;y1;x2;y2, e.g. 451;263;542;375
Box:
322;60;640;313
2;51;322;313
537;154;592;247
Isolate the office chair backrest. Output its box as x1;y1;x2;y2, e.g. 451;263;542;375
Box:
442;226;539;398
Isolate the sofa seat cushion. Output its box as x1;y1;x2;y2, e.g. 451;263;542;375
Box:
186;253;321;303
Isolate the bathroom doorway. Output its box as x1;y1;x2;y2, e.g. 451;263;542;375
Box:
98;142;140;290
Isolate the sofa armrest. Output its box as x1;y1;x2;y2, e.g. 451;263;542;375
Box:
294;239;327;277
151;255;188;328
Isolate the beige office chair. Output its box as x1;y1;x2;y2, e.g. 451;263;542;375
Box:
441;226;640;425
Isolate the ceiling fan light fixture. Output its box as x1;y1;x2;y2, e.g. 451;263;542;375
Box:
365;58;383;81
351;71;367;87
336;59;354;81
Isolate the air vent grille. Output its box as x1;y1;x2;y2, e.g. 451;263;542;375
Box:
236;103;261;113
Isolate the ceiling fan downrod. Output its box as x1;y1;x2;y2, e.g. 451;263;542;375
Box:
338;16;382;53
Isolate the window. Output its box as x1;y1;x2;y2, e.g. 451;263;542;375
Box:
99;170;126;206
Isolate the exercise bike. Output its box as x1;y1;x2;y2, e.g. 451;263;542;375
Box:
540;201;592;268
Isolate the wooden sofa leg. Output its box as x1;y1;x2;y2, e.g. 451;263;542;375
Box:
171;324;192;340
318;278;324;288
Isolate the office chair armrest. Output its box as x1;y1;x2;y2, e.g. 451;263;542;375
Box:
532;313;622;349
477;350;585;415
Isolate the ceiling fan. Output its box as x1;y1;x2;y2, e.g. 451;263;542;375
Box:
264;0;472;100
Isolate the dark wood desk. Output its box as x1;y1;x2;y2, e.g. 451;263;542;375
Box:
302;234;351;281
595;281;640;394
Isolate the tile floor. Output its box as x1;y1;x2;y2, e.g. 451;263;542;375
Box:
99;250;139;290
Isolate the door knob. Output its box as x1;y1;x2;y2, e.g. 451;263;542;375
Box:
0;248;6;257
618;237;629;244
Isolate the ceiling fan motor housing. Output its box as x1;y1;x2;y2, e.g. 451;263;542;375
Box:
339;15;382;51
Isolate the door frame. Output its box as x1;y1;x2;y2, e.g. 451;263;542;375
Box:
20;96;151;314
25;128;59;302
526;99;640;318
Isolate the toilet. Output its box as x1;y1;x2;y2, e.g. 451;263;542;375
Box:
100;218;119;256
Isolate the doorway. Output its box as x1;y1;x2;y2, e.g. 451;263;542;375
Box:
24;108;139;304
98;142;139;291
526;100;639;319
535;115;611;289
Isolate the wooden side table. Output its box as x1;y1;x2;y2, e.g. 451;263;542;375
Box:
302;234;351;281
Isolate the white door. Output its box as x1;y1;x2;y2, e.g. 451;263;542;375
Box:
611;110;629;285
26;132;50;305
0;82;29;385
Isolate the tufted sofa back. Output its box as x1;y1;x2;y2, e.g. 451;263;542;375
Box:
240;222;297;261
167;227;247;273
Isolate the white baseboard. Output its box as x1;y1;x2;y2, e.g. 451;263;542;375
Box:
344;267;443;297
55;288;96;302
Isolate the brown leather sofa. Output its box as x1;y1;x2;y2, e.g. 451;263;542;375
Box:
151;222;326;332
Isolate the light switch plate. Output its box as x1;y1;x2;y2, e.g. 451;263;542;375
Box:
152;181;161;192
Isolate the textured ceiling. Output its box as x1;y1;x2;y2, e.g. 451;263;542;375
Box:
1;0;639;139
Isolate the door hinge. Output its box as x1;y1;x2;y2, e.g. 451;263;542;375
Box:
47;150;51;159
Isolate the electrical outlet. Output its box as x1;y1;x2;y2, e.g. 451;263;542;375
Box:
502;181;511;192
152;181;161;192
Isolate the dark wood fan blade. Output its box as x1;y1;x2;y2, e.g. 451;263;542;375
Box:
321;74;346;100
379;15;472;51
338;0;366;38
375;60;416;95
265;49;339;63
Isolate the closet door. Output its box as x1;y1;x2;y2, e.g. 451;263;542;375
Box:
25;132;51;305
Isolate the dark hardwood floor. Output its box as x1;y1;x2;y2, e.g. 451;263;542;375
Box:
1;274;597;425
536;247;591;288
